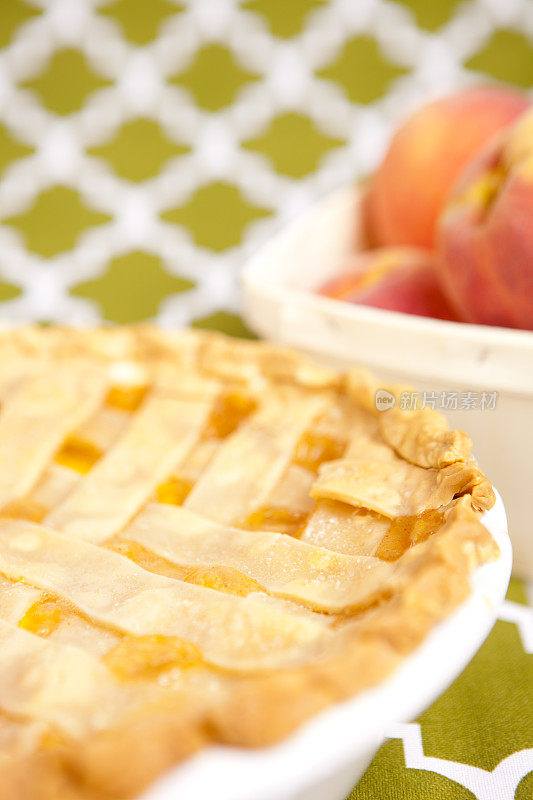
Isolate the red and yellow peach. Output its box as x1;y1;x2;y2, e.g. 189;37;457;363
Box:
438;109;533;330
364;86;530;249
319;248;459;320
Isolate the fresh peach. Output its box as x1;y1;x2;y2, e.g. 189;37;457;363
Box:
437;109;533;330
319;248;459;320
365;86;530;249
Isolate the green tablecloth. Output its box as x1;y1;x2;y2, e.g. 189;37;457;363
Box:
0;2;531;797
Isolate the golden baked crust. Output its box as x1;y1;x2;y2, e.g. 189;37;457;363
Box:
0;326;497;800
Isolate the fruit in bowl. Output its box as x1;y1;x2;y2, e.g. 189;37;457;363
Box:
319;248;459;321
364;86;529;249
438;109;533;330
319;86;532;330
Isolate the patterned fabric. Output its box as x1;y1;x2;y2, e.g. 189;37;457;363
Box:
0;2;531;798
352;578;533;800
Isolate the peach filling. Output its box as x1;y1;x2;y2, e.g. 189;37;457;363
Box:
203;391;256;439
19;594;74;637
245;508;308;535
184;565;262;597
156;477;193;506
106;385;148;413
1;498;47;523
103;634;202;681
293;432;344;473
55;436;102;474
107;538;189;581
376;509;445;561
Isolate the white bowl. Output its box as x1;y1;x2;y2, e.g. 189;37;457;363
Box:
242;186;533;579
141;493;510;800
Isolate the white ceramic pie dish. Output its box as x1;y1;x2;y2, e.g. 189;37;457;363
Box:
141;491;510;800
241;186;533;579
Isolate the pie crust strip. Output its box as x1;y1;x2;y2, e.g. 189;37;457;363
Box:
344;368;473;468
184;388;328;524
311;457;493;517
0;366;107;507
299;501;390;556
123;503;393;612
45;392;214;543
0;520;331;671
0;619;120;736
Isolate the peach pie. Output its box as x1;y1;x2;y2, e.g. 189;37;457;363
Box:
0;327;497;799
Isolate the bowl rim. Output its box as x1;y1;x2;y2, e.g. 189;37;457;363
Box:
242;185;533;395
141;491;511;800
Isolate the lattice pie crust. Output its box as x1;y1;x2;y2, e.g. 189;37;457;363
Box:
0;327;497;800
